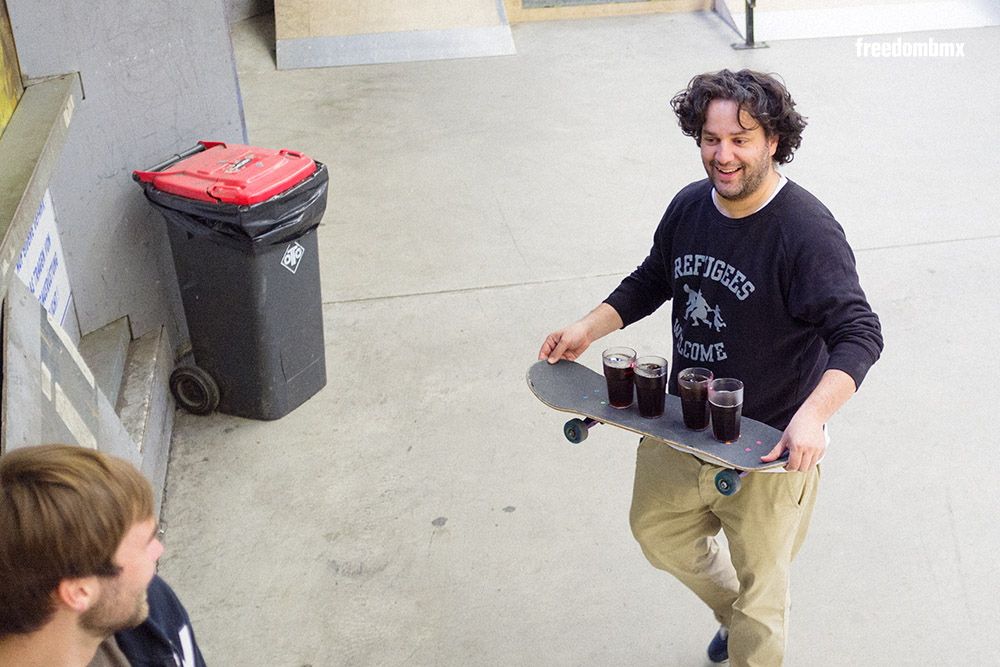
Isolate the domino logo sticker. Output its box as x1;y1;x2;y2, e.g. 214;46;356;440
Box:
281;241;305;274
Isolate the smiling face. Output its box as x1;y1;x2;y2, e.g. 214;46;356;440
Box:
79;517;163;637
700;99;779;207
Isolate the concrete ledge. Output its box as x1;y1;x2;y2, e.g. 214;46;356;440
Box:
77;316;132;406
116;326;175;512
117;326;172;453
0;74;81;298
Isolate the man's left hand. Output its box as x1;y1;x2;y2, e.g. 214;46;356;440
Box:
761;411;826;472
761;369;857;472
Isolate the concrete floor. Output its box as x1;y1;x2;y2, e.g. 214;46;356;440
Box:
158;10;1000;666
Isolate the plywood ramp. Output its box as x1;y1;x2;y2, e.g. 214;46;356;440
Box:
275;0;516;69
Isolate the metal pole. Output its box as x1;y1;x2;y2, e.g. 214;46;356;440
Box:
732;0;768;50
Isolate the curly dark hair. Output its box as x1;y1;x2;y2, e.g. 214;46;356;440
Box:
670;69;807;165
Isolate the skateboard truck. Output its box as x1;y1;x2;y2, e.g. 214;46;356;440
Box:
563;416;746;496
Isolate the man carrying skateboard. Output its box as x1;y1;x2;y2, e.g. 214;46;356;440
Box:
538;69;882;666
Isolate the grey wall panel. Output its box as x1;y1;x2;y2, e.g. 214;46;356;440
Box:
7;0;248;346
2;278;139;467
2;278;41;452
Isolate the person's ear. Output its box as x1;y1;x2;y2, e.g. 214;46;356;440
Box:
56;577;100;613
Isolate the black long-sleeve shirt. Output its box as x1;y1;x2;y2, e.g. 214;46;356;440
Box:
604;178;883;430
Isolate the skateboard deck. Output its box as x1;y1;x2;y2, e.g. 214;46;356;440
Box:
527;360;789;494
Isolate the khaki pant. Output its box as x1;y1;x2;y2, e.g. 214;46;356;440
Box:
629;437;819;667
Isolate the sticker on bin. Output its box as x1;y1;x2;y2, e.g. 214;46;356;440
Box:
282;241;305;274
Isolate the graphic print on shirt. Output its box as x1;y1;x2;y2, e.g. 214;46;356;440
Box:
176;624;195;667
682;284;726;332
673;254;756;364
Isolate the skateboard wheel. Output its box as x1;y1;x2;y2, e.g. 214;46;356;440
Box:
564;418;589;444
170;365;220;416
715;469;742;496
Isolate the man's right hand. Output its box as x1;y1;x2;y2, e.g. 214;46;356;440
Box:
538;303;624;364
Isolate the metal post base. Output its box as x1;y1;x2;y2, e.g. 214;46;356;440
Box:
730;0;768;50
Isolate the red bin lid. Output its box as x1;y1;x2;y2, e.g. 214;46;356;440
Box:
134;142;317;205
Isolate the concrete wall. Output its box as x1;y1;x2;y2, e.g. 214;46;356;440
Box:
6;0;247;346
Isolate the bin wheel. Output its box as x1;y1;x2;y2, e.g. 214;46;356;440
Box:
170;366;220;415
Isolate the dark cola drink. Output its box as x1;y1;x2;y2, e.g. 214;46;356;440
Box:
679;369;712;431
602;348;636;409
634;356;667;419
710;403;742;442
708;378;744;443
681;394;710;431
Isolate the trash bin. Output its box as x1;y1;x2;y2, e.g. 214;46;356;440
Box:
133;141;329;420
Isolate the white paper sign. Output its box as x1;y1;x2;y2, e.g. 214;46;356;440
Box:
15;189;73;327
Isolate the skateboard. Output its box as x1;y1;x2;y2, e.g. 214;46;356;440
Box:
526;360;789;495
